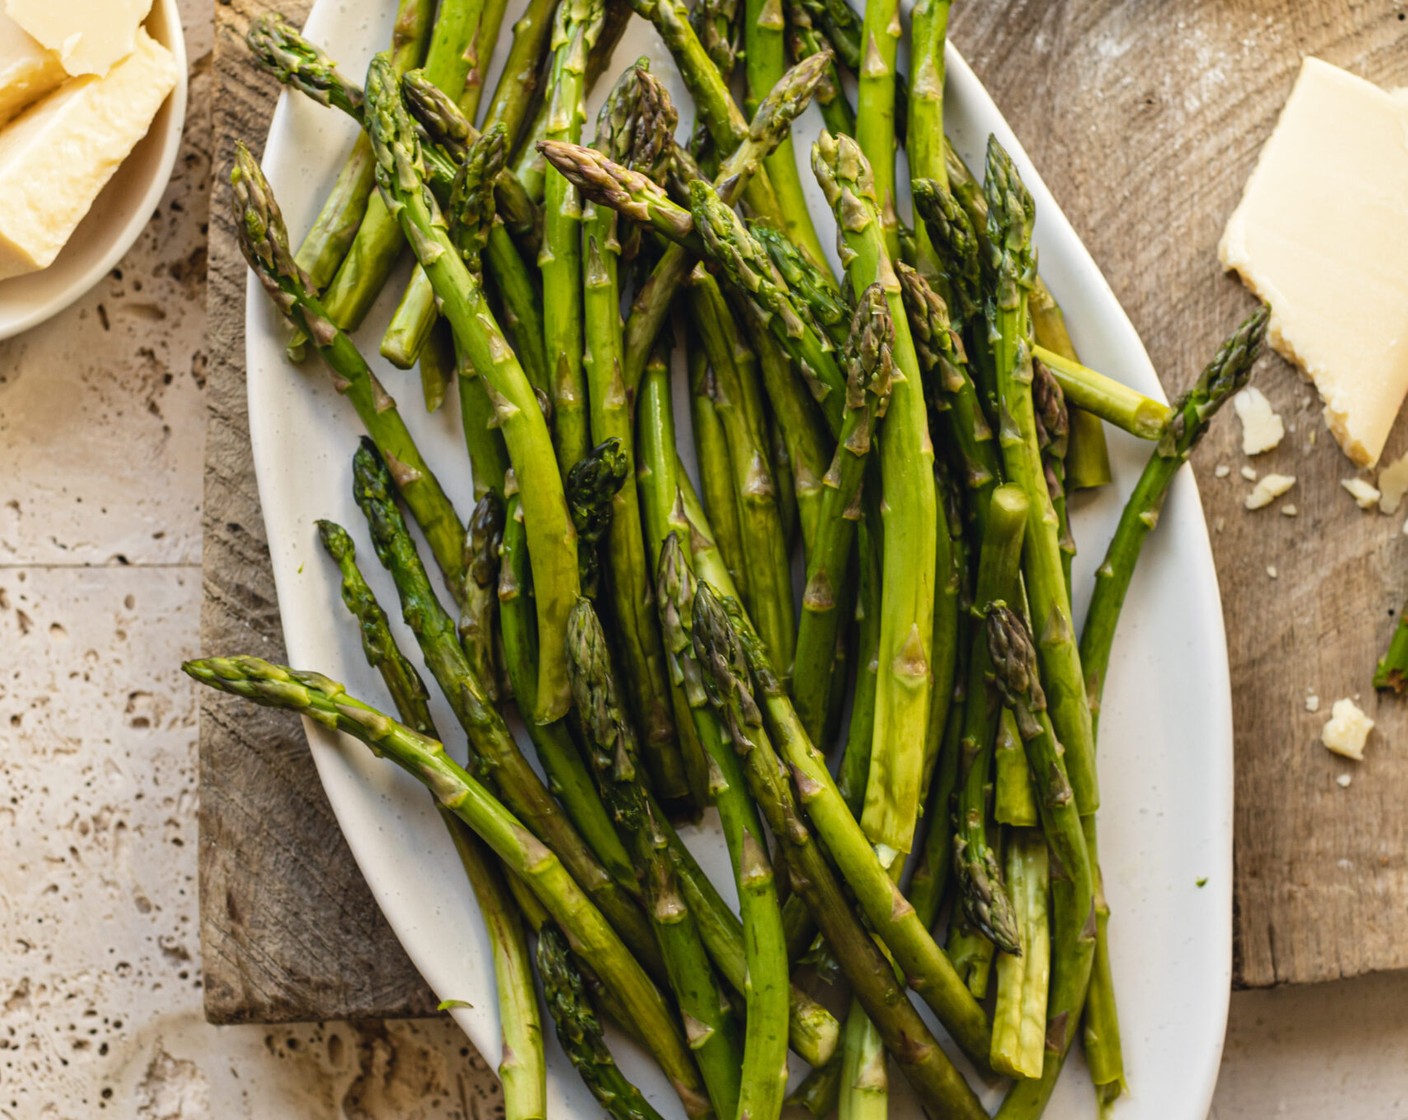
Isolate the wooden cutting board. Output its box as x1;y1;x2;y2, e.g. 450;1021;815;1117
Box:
200;0;1408;1023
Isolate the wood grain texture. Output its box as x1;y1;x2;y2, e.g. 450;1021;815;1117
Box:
200;0;438;1023
201;0;1408;1021
948;0;1408;988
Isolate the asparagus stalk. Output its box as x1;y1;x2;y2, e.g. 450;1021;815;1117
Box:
853;0;902;256
743;0;832;273
497;496;640;898
1377;603;1408;692
690;585;987;1119
482;0;561;150
983;135;1099;817
690;349;751;602
952;486;1030;957
583;62;700;807
990;828;1051;1079
701;586;991;1067
686;269;796;674
460;0;512;122
986;603;1095;1118
315;521;546;1120
1033;357;1075;595
838;1001;888;1120
906;0;951;274
541;0;608;476
366;54;580;722
657;536;791;1120
567;601;742;1120
317;0;485;335
185;656;703;1114
1077;305;1267;1107
458;493;505;701
1032;345;1173;440
351;442;660;967
246;15;364;119
753;223;851;348
229;144;465;595
813;131;943;862
793;284;893;742
994;708;1039;827
566;437;630;600
535;921;669;1120
783;0;856;138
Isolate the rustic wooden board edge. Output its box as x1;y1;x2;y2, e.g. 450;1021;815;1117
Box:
199;0;437;1024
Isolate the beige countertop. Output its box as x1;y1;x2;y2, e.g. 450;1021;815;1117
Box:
0;1;1404;1116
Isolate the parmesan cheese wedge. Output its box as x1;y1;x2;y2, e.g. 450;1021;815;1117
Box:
0;10;63;124
3;0;152;78
1219;58;1408;469
0;28;177;280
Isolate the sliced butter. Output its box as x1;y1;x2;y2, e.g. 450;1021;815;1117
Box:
1219;57;1408;468
3;0;152;78
0;28;177;280
0;10;64;124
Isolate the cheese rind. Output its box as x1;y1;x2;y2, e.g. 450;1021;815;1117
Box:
0;28;177;280
3;0;153;78
0;10;64;124
1219;57;1408;469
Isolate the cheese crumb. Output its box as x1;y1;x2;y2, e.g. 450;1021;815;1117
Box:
1245;473;1296;509
1306;692;1321;713
1215;463;1231;479
1240;465;1259;482
1281;503;1299;516
1233;387;1286;454
1321;698;1374;760
1377;452;1408;514
1336;773;1353;788
1267;565;1279;579
1342;477;1381;509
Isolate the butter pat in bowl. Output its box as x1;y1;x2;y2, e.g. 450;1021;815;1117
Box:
0;0;185;339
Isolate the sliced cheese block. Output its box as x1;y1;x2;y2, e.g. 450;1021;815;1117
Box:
0;28;177;280
0;10;64;124
4;0;152;78
1219;57;1408;468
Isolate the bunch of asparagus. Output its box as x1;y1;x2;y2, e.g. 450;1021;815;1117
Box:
204;4;1270;1117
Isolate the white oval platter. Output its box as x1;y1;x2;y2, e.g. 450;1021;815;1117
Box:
245;1;1234;1115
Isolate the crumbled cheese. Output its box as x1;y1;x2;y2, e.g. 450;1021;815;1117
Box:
1281;503;1299;516
1305;692;1321;712
1233;386;1286;454
1219;58;1408;467
1321;697;1374;760
1240;465;1258;482
1245;473;1296;510
1342;477;1381;509
1336;773;1353;788
1377;452;1408;514
1267;565;1279;579
1215;463;1231;479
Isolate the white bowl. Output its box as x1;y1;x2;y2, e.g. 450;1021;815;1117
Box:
0;0;187;340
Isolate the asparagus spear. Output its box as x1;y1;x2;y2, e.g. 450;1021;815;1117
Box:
567;601;742;1119
752;223;851;348
853;0;903;256
690;349;752;602
987;604;1095;1119
458;493;505;702
838;1001;887;1120
185;656;704;1115
535;921;669;1120
701;586;991;1067
497;496;641;898
229;144;466;596
983;135;1099;817
783;0;856;138
906;0;951;274
793;284;893;742
584;62;701;808
742;0;832;274
813;131;944;863
1032;344;1173;440
690;586;987;1119
351;442;661;968
1033;357;1075;596
541;0;608;476
1077;305;1268;1108
366;53;581;722
686;269;796;674
246;15;364;119
318;0;485;335
316;521;545;1120
1376;603;1408;693
460;0;512;122
566;437;630;600
990;828;1051;1079
657;536;790;1120
482;0;561;150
